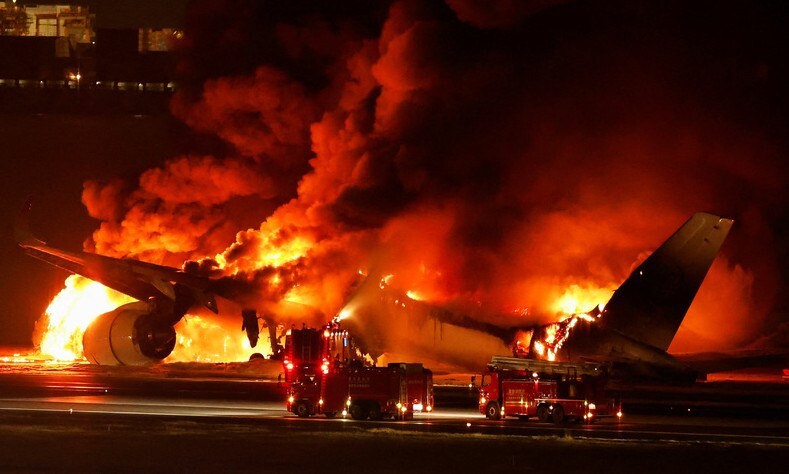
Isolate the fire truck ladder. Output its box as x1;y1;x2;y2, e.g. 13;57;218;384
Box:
488;356;607;378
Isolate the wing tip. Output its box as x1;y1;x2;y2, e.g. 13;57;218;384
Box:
14;195;47;247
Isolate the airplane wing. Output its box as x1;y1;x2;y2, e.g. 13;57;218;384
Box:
16;199;218;316
16;198;326;359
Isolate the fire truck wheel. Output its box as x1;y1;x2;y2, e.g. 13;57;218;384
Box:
324;412;337;419
349;403;365;420
368;403;382;421
486;402;501;420
552;405;565;424
295;401;311;418
537;405;549;422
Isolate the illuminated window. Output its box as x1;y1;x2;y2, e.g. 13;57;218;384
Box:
138;28;182;53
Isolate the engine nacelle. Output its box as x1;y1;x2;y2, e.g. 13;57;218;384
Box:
82;301;176;366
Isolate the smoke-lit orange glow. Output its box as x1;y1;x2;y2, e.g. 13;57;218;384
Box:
213;224;315;275
335;307;353;322
37;275;134;361
282;285;312;307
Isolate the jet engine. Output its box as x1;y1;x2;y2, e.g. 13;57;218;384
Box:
82;301;177;366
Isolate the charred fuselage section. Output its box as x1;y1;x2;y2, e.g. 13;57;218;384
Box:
521;213;734;383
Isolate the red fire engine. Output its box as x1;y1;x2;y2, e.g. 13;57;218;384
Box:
390;362;434;414
282;324;346;417
282;324;433;419
320;363;412;420
478;356;621;423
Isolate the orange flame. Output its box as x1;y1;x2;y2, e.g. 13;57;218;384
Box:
37;276;263;363
512;329;533;357
551;284;613;315
405;290;424;301
528;283;613;361
169;315;264;362
37;275;134;361
530;311;603;361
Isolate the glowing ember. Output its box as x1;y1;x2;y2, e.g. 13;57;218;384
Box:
379;274;394;289
405;290;424;301
512;329;533;357
281;285;308;306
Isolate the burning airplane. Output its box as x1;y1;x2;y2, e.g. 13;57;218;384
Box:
13;1;786;377
333;212;749;381
20;201;745;382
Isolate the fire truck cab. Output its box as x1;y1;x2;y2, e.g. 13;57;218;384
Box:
478;356;620;423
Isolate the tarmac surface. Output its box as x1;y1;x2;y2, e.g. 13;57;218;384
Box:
0;354;787;473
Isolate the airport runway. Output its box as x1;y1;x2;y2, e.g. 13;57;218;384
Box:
0;359;787;472
1;392;788;445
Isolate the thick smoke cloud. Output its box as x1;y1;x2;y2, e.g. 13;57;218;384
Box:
82;0;787;356
445;0;571;29
171;67;319;164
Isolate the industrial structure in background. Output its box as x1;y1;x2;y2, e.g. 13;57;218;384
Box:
0;0;186;113
478;356;621;423
283;324;433;420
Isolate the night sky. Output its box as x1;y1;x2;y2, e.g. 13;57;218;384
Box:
1;0;786;353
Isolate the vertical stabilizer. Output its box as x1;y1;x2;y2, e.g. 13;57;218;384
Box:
600;213;733;351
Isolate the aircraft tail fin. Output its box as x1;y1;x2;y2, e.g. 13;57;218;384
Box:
600;212;733;351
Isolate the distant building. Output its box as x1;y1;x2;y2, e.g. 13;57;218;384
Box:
0;0;187;112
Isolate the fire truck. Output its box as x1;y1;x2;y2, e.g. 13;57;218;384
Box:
282;324;345;417
390;362;434;414
320;364;413;420
478;356;621;423
282;324;433;419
